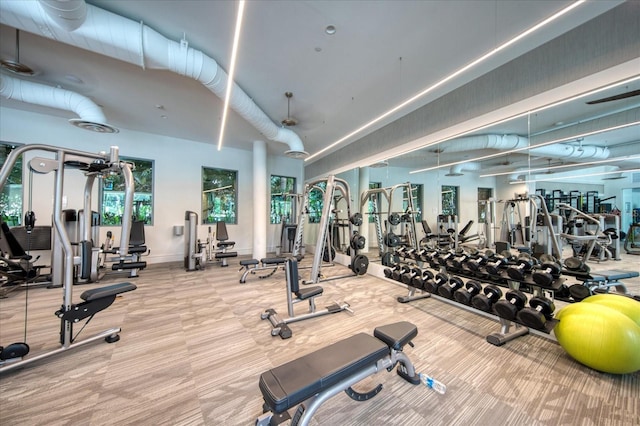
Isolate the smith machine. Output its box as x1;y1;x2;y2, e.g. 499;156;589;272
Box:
291;175;369;285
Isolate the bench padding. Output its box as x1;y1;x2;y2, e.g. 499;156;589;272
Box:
80;282;137;301
259;333;388;413
261;257;286;265
590;270;639;282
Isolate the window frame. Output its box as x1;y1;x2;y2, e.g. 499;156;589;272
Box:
0;142;24;226
270;175;297;224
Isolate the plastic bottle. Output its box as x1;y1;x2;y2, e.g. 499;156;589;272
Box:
419;372;447;394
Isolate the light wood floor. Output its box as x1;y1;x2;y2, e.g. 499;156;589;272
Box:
1;254;639;426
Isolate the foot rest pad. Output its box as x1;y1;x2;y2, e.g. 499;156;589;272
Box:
215;252;238;259
373;321;417;351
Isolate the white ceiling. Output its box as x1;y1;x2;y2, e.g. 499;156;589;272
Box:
1;0;632;167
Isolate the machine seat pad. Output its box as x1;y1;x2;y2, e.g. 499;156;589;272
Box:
128;245;147;254
217;241;236;248
261;257;286;265
215;252;238;259
592;270;639;282
80;282;137;302
259;332;389;414
240;259;260;266
373;321;418;351
295;286;323;300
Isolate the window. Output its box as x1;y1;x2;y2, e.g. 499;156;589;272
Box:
270;175;296;224
101;157;154;225
403;184;423;222
307;181;326;223
0;143;23;226
202;167;237;224
441;185;459;218
478;187;493;224
368;182;381;223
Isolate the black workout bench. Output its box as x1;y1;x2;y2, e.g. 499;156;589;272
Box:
256;321;420;426
239;257;287;283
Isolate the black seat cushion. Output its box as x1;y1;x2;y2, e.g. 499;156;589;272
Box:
259;333;388;414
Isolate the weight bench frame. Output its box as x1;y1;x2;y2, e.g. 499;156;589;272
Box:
239;257;287;283
260;258;351;339
256;321;420;426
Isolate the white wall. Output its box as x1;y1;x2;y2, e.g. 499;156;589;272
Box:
0;107;303;264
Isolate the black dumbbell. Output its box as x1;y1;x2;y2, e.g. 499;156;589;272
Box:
471;285;503;312
392;265;411;282
493;290;528;320
506;254;537;281
423;271;449;293
569;284;591;301
384;264;403;279
411;269;431;289
564;256;591;274
532;262;561;287
437;276;465;299
516;296;555;330
454;280;483;305
484;251;513;275
401;267;422;285
437;252;454;266
465;250;495;272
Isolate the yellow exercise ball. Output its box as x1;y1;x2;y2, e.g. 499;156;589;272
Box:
554;302;640;374
582;294;640;327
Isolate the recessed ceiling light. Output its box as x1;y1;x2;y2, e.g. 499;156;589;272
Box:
315;47;322;52
325;25;336;35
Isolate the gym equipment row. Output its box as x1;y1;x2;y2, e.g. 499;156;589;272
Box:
256;322;423;426
0;144;138;373
260;258;351;339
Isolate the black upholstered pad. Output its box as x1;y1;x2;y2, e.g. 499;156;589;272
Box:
80;282;137;301
296;286;323;300
259;333;388;413
373;321;418;351
215;252;238;259
261;257;286;265
240;259;260;266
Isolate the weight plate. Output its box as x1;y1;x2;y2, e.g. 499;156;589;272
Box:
352;254;369;275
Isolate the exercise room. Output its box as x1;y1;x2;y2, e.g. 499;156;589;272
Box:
1;1;639;425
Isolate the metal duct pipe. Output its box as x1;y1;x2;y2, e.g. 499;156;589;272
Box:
445;162;482;176
442;134;610;160
0;0;307;157
38;0;87;31
0;74;118;133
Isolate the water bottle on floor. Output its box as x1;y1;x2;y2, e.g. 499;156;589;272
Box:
419;372;447;394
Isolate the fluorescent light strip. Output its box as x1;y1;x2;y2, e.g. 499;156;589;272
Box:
217;0;246;151
305;0;586;162
410;121;640;174
479;155;640;178
511;168;640;184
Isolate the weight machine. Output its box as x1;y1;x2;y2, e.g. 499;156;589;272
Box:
0;144;137;373
293;175;368;284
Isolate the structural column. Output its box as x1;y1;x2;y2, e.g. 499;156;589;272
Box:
358;166;370;253
253;140;267;260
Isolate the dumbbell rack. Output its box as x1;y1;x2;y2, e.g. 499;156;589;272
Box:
386;258;563;346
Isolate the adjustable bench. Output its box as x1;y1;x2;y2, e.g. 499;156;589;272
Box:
239;257;287;283
256;321;420;426
570;269;639;298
